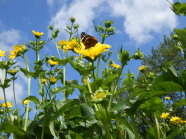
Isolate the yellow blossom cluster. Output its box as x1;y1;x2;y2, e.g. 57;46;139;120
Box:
111;63;121;68
138;65;148;71
32;30;44;38
160;113;170;119
49;76;57;83
165;97;171;100
7;69;18;75
9;45;26;59
0;50;6;57
160;113;186;125
58;39;111;60
1;101;12;108
40;77;47;85
58;39;78;53
48;60;58;66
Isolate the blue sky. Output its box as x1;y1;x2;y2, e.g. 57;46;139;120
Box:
0;0;186;102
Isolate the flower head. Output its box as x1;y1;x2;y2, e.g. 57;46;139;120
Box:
160;113;170;119
2;101;12;108
49;76;57;84
170;116;182;124
9;45;26;59
181;120;186;124
138;65;148;71
48;60;58;66
0;50;6;57
111;63;121;68
74;42;111;60
165;97;171;100
7;69;18;75
23;100;30;105
58;39;78;53
32;30;44;38
40;77;47;85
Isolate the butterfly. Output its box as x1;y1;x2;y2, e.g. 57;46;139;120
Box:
81;32;98;49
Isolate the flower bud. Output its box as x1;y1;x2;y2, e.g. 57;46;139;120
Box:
105;20;113;28
49;25;54;30
172;34;179;40
73;24;79;29
70;17;76;23
52;29;60;39
132;49;144;60
107;27;115;32
98;25;105;32
118;48;131;66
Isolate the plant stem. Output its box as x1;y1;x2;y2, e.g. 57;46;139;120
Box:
63;61;66;100
86;76;98;111
1;69;13;124
154;113;161;139
12;78;17;110
41;108;47;139
24;77;31;131
131;115;140;139
95;32;106;78
107;66;124;111
2;88;13;124
23;55;31;131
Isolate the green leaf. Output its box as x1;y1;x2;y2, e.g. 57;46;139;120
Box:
24;96;40;105
20;68;34;77
69;59;93;76
115;115;135;139
111;98;131;113
140;97;164;116
0;79;11;88
0;123;27;137
49;99;80;138
101;74;118;89
80;103;95;118
172;99;186;108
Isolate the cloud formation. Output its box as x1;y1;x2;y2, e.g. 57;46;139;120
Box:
0;29;22;51
48;0;176;43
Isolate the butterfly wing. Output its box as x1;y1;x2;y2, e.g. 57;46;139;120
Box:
81;32;98;49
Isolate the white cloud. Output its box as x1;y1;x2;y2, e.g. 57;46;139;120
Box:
0;79;24;102
0;29;22;51
48;0;105;39
48;0;177;43
107;0;177;43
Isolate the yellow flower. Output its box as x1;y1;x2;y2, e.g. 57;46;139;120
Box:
138;65;148;71
40;78;47;85
23;100;30;105
181;120;186;124
111;63;121;68
165;97;171;100
58;39;78;52
94;92;106;99
9;50;18;59
0;50;6;57
170;116;182;124
160;113;170;119
48;60;58;66
49;76;57;83
7;69;18;75
32;30;44;38
2;101;12;108
74;42;111;60
8;45;26;59
0;97;2;100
